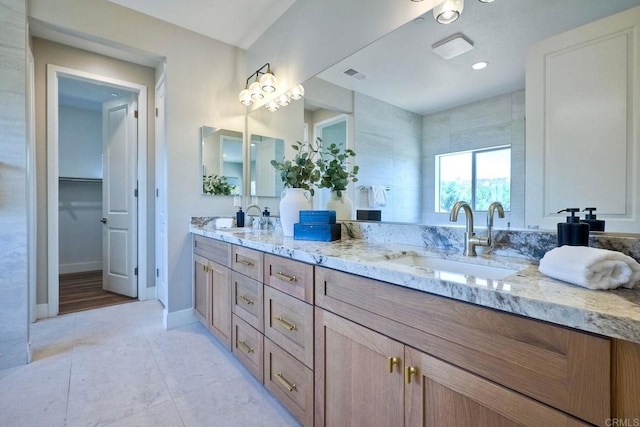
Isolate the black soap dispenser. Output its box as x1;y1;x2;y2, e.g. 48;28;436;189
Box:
557;208;589;247
236;207;245;228
580;207;605;232
262;207;270;217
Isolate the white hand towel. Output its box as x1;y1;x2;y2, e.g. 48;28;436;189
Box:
367;185;387;208
539;246;640;290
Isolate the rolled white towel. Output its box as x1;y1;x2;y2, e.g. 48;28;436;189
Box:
539;246;640;290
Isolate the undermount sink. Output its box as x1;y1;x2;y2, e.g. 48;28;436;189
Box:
381;253;520;280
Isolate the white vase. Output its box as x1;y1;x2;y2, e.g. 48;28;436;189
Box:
280;188;312;236
326;191;353;220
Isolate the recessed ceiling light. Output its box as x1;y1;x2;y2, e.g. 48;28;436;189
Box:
110;92;119;97
479;0;495;3
410;0;424;2
414;16;425;24
472;61;489;70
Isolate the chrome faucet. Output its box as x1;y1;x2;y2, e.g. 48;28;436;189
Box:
486;202;505;246
449;201;505;256
245;204;267;229
449;201;484;256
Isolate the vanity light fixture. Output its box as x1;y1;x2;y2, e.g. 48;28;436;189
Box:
265;100;280;112
433;0;464;24
472;61;489;70
277;93;291;107
239;62;278;105
289;84;305;100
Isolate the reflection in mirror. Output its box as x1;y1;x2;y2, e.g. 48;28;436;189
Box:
201;126;243;196
246;0;640;229
250;134;284;197
247;98;304;198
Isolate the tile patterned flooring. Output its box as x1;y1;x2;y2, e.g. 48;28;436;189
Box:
0;301;300;427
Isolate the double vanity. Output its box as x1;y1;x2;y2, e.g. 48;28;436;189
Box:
190;222;640;425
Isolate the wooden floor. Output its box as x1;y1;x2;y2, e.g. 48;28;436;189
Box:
59;271;136;315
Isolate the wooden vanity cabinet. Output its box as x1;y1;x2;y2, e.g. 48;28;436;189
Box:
263;254;315;426
315;266;610;425
193;236;232;349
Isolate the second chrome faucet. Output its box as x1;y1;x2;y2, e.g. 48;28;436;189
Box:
449;201;504;256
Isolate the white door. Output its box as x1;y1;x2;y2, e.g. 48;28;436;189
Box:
155;74;168;307
102;95;138;297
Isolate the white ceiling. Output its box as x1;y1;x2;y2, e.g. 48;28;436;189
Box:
107;0;297;49
315;0;640;115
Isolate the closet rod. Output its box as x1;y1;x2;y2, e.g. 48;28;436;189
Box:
59;177;103;183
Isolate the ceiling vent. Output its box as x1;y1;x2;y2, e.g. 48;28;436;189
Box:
343;68;367;80
432;33;474;60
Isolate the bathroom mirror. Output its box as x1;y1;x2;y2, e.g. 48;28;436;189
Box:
250;134;285;197
246;0;640;229
247;99;305;198
201;126;243;196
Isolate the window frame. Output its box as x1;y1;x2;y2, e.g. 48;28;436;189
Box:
435;144;511;213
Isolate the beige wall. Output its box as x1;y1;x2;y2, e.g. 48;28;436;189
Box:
29;0;245;315
32;38;156;305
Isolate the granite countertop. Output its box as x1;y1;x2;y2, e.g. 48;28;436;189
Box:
191;225;640;344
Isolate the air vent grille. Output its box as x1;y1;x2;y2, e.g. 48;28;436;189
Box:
343;68;366;80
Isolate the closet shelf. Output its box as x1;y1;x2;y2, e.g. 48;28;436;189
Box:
59;177;103;183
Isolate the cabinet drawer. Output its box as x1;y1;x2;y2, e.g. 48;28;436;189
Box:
264;338;313;427
316;266;611;425
193;235;231;266
232;314;263;383
232;245;263;281
231;271;263;332
264;254;314;304
264;286;314;368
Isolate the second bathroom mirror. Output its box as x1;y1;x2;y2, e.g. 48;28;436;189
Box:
201;126;243;196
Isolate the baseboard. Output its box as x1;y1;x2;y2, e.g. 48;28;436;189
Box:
59;261;102;274
144;286;156;300
163;307;197;330
36;304;49;320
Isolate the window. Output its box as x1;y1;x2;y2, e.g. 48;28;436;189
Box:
436;146;511;213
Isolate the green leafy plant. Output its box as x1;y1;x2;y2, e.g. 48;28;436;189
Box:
270;139;321;196
203;174;237;195
317;138;358;197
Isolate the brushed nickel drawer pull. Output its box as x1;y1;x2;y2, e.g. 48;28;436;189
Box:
236;258;254;267
275;271;297;282
237;339;254;354
274;316;297;331
275;372;297;391
238;294;254;305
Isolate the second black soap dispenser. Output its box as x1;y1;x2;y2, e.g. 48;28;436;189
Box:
557;208;589;246
580;207;605;232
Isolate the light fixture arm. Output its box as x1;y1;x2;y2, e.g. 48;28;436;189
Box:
244;63;273;88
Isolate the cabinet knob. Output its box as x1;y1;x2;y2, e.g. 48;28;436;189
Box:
388;356;401;373
405;366;418;384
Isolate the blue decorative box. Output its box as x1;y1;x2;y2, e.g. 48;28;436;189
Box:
293;223;341;241
299;210;336;224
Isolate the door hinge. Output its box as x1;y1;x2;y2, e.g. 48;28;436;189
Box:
134;267;138;276
156;188;159;197
156;268;159;277
134;189;138;197
134;110;139;119
155;108;158;117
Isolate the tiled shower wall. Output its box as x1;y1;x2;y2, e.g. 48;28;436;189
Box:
0;0;28;369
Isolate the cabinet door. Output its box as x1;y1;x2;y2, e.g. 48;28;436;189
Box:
193;254;210;327
209;261;232;349
315;308;404;427
404;347;589;427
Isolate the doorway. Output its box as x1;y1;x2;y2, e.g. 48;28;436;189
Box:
47;65;149;317
313;114;350;210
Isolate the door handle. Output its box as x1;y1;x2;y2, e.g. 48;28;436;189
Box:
100;218;107;224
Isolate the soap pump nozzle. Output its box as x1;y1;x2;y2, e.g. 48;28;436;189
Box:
582;207;597;220
557;208;581;223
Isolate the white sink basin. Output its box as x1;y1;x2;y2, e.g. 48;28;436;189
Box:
382;254;519;280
